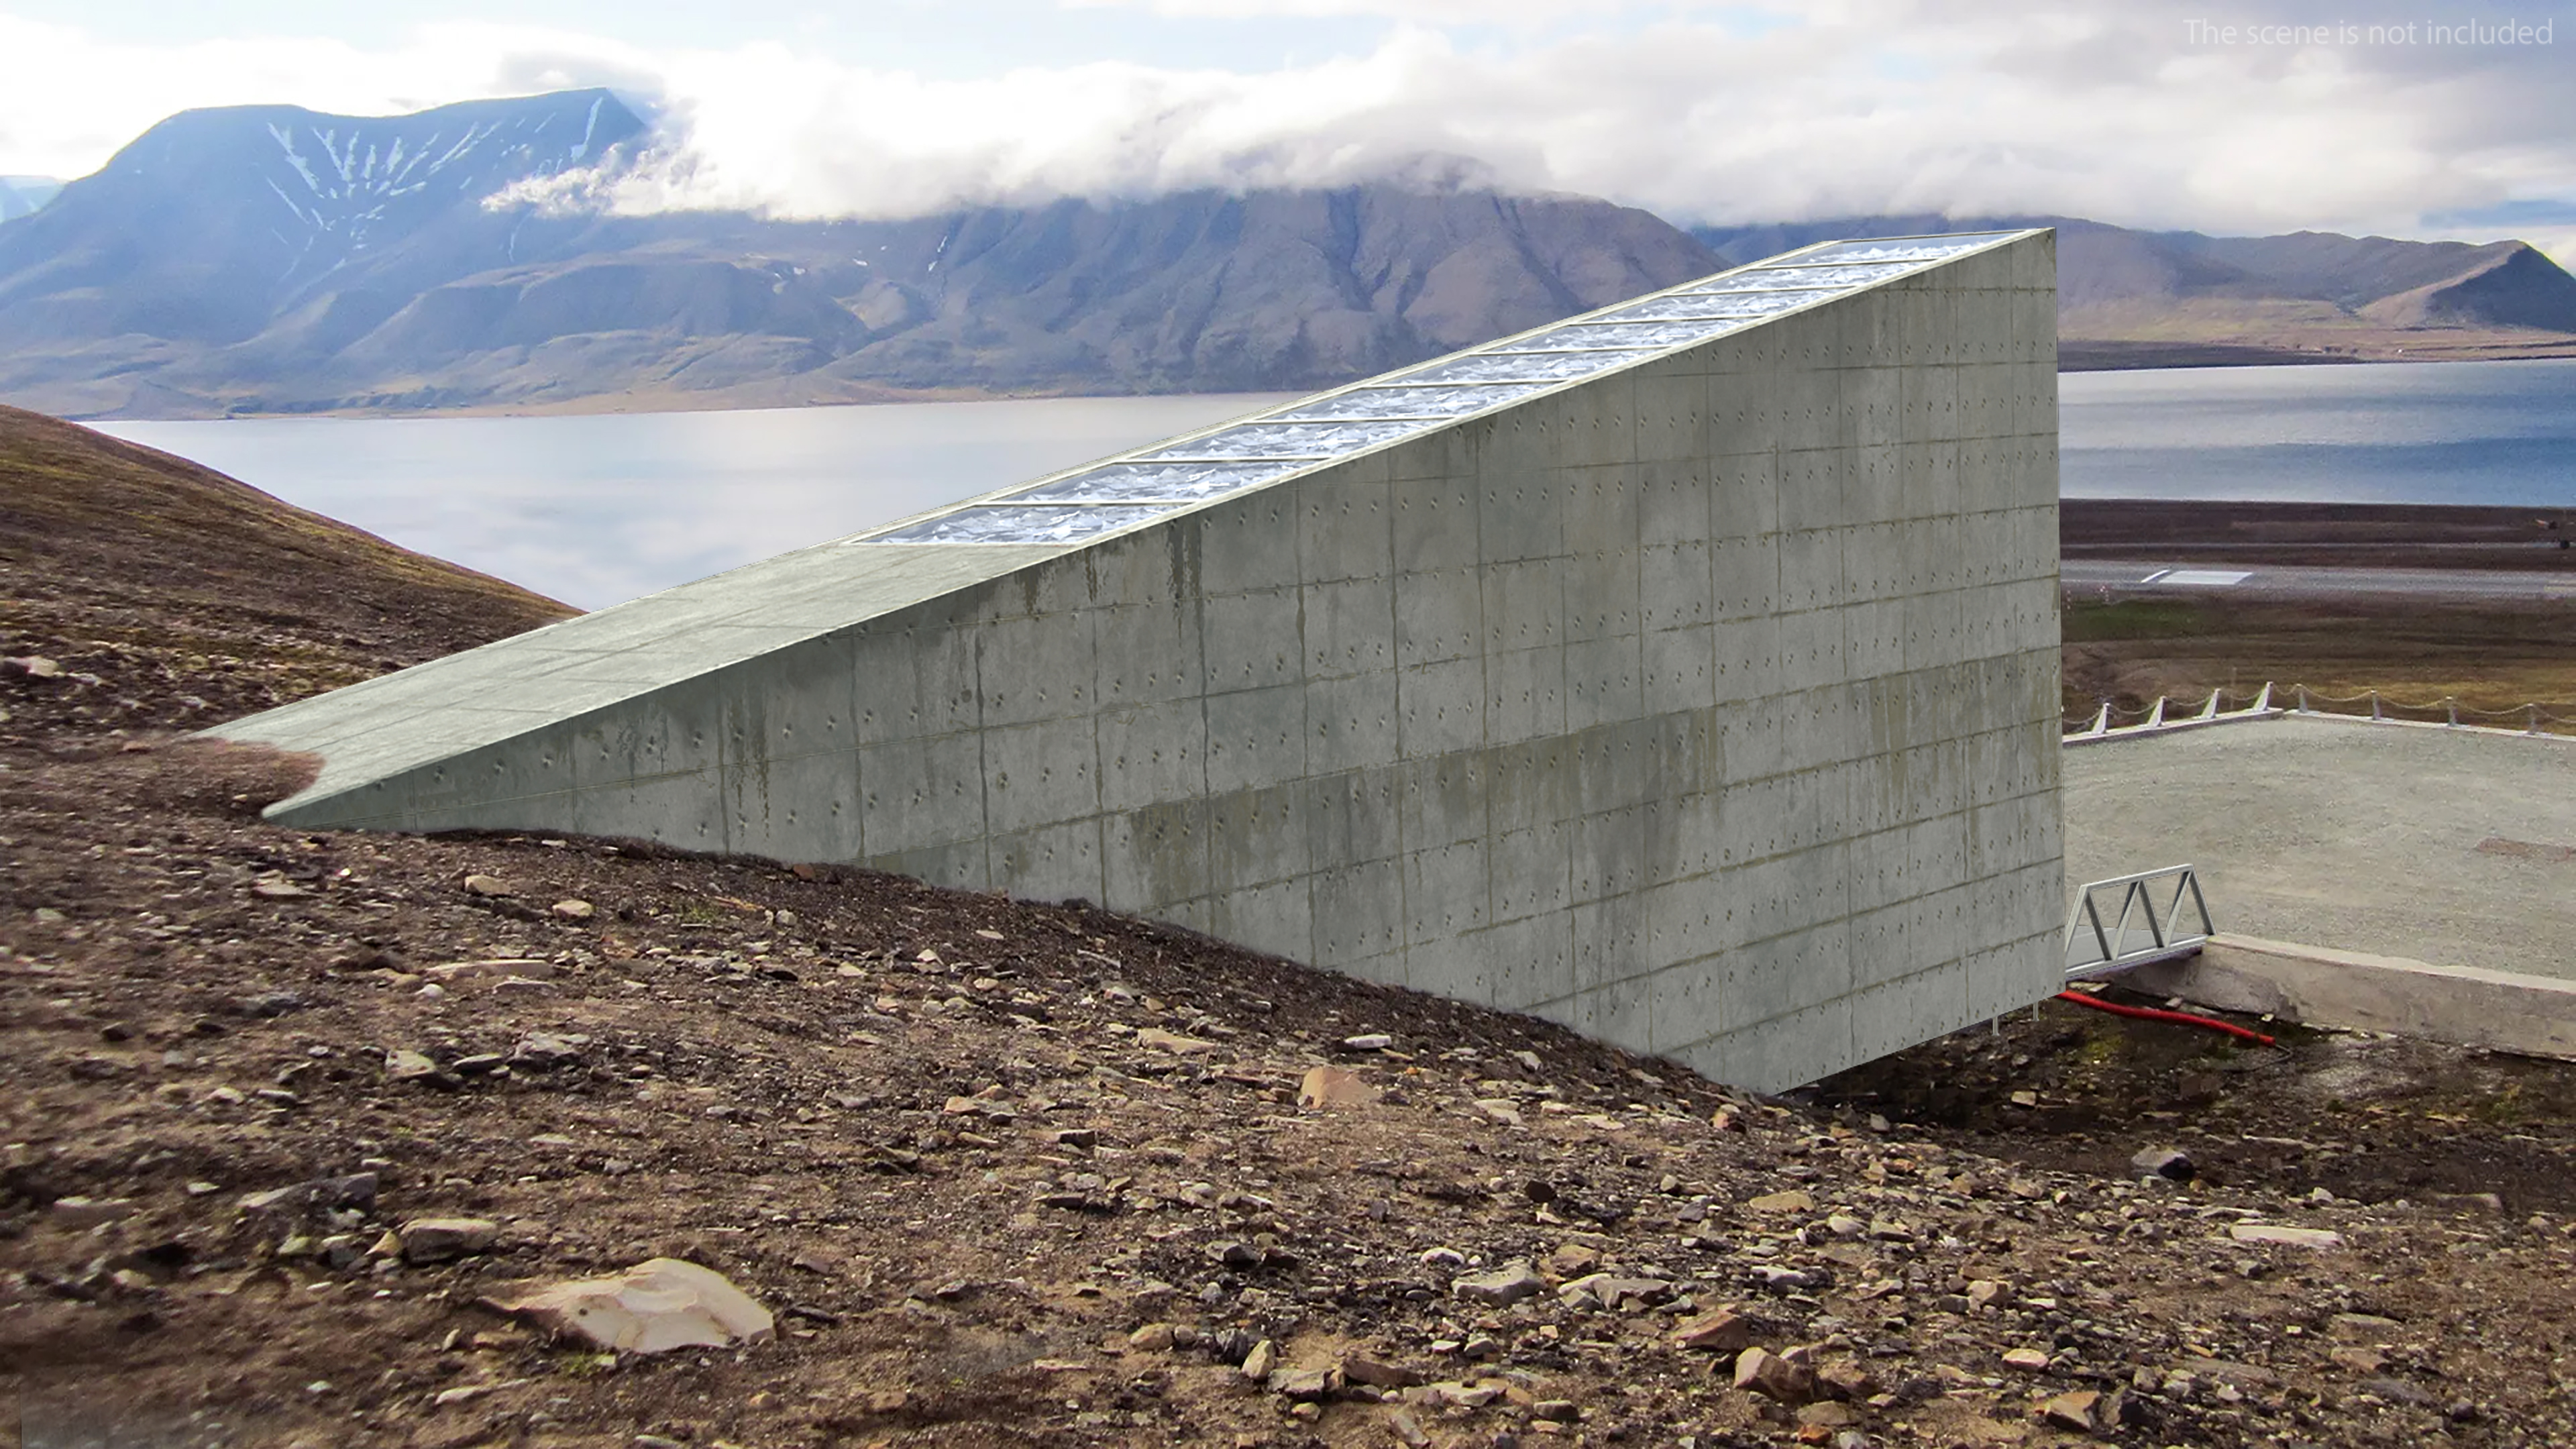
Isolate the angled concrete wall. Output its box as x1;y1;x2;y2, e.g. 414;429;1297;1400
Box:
212;231;2065;1091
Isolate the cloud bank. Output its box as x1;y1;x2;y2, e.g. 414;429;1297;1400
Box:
4;1;2574;253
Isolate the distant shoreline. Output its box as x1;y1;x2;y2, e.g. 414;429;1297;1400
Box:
2059;341;2370;370
2059;337;2576;372
2062;498;2576;573
43;343;2576;422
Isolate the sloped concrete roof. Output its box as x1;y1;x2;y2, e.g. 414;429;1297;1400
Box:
210;229;2045;823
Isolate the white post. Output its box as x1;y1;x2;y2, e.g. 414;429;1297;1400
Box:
2088;702;2110;737
2198;688;2220;721
2145;696;2165;730
2253;682;2273;713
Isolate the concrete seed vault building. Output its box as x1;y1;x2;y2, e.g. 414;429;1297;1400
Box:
211;229;2067;1091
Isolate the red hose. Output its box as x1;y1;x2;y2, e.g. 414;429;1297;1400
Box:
2055;990;2276;1046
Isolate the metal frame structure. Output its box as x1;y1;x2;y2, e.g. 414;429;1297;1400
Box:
2063;863;2213;980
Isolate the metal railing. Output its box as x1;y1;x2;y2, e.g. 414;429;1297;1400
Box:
2285;686;2576;738
2063;684;2277;743
2063;863;2212;981
2065;682;2576;744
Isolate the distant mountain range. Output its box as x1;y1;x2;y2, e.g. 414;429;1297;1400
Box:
1700;215;2576;370
3;90;2573;418
0;176;58;222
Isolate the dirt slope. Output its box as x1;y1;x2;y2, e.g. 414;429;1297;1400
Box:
7;427;2576;1448
0;402;573;734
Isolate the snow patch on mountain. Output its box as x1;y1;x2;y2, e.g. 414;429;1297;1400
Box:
200;93;649;274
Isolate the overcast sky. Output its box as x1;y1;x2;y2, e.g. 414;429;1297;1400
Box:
5;1;2573;255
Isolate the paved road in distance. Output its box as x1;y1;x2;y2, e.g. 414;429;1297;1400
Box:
2062;559;2576;602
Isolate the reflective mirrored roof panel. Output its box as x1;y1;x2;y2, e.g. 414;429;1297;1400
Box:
1005;460;1297;504
859;229;2035;541
875;504;1176;545
1275;382;1550;420
1604;289;1823;323
1489;318;1750;352
1707;262;1920;290
1794;233;2021;265
1140;418;1434;460
1402;349;1663;384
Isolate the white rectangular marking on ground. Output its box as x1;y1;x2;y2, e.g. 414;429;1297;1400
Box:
2136;568;2171;584
2160;570;2252;587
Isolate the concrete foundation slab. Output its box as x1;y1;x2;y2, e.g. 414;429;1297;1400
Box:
2065;715;2576;979
2129;934;2576;1062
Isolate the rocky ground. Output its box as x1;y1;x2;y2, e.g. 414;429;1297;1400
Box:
9;415;2576;1448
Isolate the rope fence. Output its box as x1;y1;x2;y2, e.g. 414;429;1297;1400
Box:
2063;682;2576;741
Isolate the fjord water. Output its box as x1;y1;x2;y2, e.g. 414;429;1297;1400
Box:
101;394;1292;609
2059;357;2576;506
97;358;2576;609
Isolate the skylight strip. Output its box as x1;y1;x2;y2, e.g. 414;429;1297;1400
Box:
1136;415;1448;462
859;229;2041;543
1261;409;1503;420
1000;459;1306;505
1397;350;1666;385
1487;317;1768;354
1707;262;1922;289
872;504;1180;545
1788;233;2020;266
1141;451;1341;461
1273;382;1551;421
1599;291;1843;324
